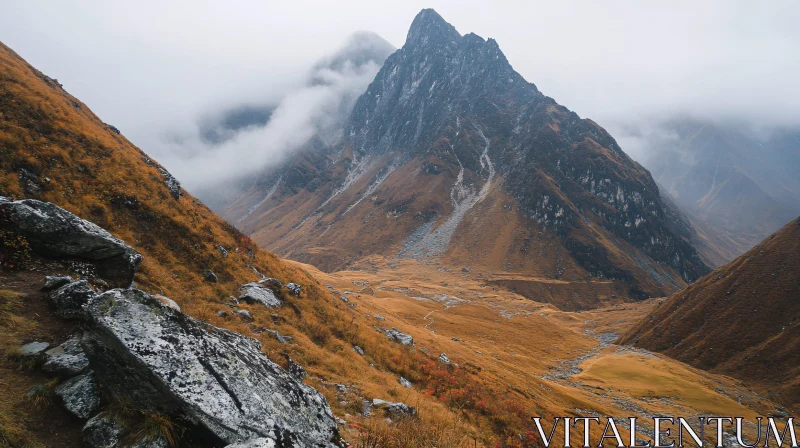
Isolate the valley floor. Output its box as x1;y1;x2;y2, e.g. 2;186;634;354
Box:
296;256;782;445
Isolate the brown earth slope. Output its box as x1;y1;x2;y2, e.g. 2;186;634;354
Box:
621;217;800;411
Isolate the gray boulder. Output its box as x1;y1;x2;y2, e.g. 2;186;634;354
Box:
205;270;218;283
238;283;281;308
82;414;121;448
42;275;72;291
439;353;450;363
263;328;292;344
398;377;412;389
285;283;302;296
353;346;364;356
216;245;228;258
49;280;97;320
225;439;277;448
157;167;182;200
43;336;89;376
55;371;100;419
82;288;338;446
235;309;254;321
371;399;415;417
385;328;413;346
0;198;141;286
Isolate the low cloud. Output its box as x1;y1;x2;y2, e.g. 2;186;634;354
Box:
149;32;394;193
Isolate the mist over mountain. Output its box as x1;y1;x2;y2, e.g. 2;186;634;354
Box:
150;32;394;201
610;116;799;265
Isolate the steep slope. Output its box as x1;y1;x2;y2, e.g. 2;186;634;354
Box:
221;9;709;306
621;217;800;411
0;41;517;447
625;118;799;265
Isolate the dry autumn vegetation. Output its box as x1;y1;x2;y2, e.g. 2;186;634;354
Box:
0;38;794;448
622;217;800;411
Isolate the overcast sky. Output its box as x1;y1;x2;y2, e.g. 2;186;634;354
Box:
2;1;798;187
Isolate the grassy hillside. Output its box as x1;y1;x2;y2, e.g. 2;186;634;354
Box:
0;40;785;448
622;217;800;412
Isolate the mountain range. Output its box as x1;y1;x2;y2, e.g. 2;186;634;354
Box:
619;117;799;266
217;9;710;309
1;7;798;447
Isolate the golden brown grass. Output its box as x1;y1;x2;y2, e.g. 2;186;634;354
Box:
0;40;786;448
350;414;477;448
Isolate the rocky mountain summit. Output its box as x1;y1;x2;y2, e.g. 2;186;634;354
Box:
220;9;708;305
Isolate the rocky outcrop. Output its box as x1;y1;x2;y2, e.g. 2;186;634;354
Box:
238;283;281;308
82;414;120;448
157;167;182;200
49;280;97;320
43;336;89;376
42;275;72;291
225;439;277;448
385;328;413;346
82;288;338;446
54;371;100;419
0;198;141;286
285;283;302;296
371;399;415;417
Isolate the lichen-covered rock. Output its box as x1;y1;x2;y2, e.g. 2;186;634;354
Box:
43;336;89;376
82;414;121;448
0;198;141;286
225;439;276;448
385;328;413;346
238;283;281;308
438;353;450;363
285;283;302;296
371;399;415;417
55;371;100;419
42;275;72;291
285;357;306;380
49;280;97;320
353;346;364;356
82;288;338;446
398;377;412;389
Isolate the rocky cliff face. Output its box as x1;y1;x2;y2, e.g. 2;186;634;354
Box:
220;9;709;304
619;118;799;266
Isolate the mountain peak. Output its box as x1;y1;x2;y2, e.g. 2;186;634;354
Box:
406;9;460;48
